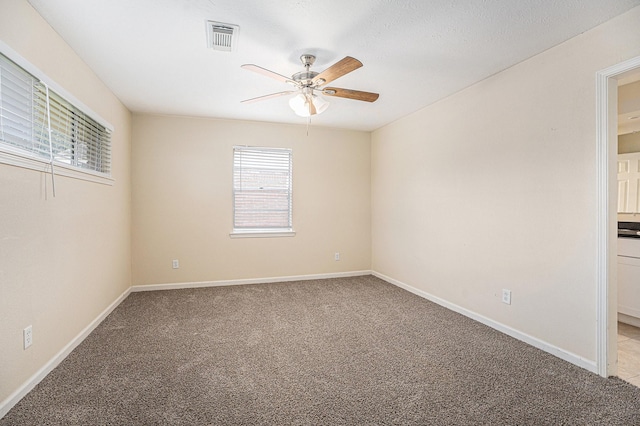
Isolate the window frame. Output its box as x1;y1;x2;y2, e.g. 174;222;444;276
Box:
230;145;295;238
0;42;114;185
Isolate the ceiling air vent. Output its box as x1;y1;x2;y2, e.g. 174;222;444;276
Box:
206;21;239;52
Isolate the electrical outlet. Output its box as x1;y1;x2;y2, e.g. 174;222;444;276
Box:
23;325;32;349
172;259;179;269
334;252;340;261
502;289;512;305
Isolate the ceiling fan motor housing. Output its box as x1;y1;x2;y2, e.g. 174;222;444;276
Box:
291;54;324;87
292;70;319;86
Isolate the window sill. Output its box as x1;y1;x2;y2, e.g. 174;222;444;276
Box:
229;230;296;239
0;146;113;185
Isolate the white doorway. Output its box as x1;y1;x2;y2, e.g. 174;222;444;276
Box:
596;55;640;378
615;75;640;385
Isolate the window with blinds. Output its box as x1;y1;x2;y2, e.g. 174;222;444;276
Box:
0;52;111;175
233;146;293;233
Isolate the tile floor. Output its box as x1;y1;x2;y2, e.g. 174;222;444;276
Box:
618;322;640;387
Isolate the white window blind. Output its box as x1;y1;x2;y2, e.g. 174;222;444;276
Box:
233;146;292;232
0;52;111;175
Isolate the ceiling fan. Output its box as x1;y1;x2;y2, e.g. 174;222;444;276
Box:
241;54;379;117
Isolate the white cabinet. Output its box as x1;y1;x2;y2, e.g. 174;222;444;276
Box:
619;237;640;258
618;153;640;213
618;238;640;322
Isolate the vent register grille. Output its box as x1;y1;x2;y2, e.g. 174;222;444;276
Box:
206;21;239;52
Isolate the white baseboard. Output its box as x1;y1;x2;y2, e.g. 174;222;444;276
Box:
372;271;598;374
0;287;131;419
131;270;373;292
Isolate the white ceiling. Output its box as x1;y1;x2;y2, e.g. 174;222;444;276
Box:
26;0;640;132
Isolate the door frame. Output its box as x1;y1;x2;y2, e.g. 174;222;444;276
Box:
596;55;640;377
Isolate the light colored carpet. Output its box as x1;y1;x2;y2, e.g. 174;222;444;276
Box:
2;275;640;425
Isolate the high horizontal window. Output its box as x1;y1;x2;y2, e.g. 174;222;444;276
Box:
0;52;111;176
232;146;293;236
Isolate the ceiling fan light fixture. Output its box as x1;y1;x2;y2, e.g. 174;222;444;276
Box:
288;94;307;116
314;95;329;114
289;93;329;117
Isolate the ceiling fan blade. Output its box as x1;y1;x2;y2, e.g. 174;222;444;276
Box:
241;64;294;84
312;57;362;86
322;87;379;102
241;91;295;104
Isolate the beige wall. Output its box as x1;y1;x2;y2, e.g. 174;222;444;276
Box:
0;0;131;406
131;115;371;285
371;6;640;363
